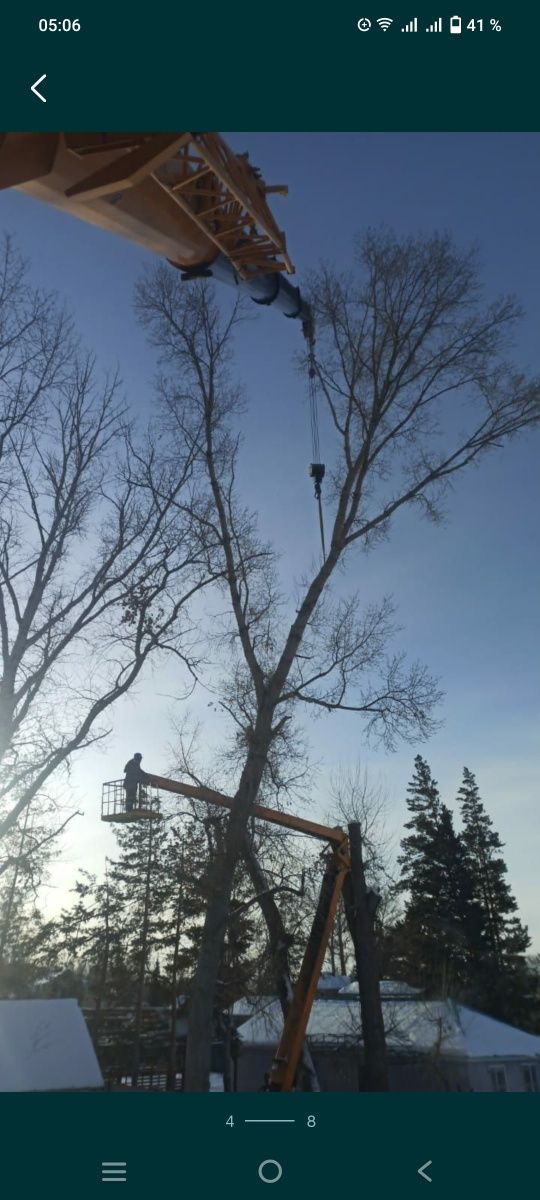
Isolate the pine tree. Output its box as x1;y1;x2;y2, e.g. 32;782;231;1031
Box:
51;869;127;1018
0;894;52;997
110;814;170;1084
458;767;530;1021
155;816;209;1088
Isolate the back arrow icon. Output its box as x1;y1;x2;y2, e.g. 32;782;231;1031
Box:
418;1161;433;1183
31;74;47;103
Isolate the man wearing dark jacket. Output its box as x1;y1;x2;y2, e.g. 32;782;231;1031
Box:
123;753;148;812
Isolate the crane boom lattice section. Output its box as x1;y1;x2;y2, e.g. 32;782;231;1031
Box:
0;131;294;282
161;132;294;279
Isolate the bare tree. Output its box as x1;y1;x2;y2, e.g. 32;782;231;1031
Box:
326;761;399;966
0;238;219;856
136;228;540;1089
329;764;393;876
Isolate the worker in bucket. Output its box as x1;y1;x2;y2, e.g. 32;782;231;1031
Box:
123;752;149;812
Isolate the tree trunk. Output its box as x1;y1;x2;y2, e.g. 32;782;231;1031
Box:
242;835;320;1092
221;1019;233;1093
185;708;275;1091
167;880;183;1091
92;882;111;1042
343;822;389;1092
337;905;348;976
329;927;337;975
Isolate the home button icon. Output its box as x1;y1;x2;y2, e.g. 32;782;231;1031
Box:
258;1159;283;1184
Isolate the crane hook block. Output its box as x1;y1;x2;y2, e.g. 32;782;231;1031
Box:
307;458;324;496
309;462;325;499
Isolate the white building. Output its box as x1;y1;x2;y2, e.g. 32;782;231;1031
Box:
0;998;103;1091
234;980;540;1092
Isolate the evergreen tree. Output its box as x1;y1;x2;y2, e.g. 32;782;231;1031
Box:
458;767;530;1022
0;811;60;997
110;814;170;1083
49;869;128;1018
0;895;52;997
527;956;540;1035
0;803;63;993
397;756;480;995
154;816;209;1088
153;810;260;1089
156;816;209;989
399;755;443;909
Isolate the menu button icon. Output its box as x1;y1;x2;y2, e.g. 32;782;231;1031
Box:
102;1162;127;1183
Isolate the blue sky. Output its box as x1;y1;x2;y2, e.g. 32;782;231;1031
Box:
1;133;538;948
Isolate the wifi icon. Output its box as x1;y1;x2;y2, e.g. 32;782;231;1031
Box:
377;16;394;29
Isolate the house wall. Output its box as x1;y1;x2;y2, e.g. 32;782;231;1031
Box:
389;1059;468;1092
467;1060;540;1093
234;1046;470;1092
236;1046;273;1092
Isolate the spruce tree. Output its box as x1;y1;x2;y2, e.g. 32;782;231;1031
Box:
397;756;480;995
399;755;442;909
457;767;530;1021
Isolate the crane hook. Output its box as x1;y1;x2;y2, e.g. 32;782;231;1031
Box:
306;327;326;562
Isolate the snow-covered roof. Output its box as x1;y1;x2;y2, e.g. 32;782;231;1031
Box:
238;996;540;1061
317;974;350;992
339;980;422;997
443;1006;540;1059
232;996;275;1018
0;998;103;1091
233;977;350;1017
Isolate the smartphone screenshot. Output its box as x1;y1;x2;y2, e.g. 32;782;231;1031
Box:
0;7;538;1197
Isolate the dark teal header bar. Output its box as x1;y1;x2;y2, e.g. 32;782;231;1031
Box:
0;5;538;131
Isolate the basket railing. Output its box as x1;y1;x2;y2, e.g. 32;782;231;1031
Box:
101;779;161;820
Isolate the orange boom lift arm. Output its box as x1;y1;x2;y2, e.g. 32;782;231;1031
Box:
101;771;350;1091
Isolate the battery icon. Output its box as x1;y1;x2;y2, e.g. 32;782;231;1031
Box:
450;14;462;32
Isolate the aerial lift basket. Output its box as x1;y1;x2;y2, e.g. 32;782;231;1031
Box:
101;780;162;823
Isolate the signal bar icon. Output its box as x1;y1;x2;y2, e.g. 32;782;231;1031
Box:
425;16;443;31
401;17;418;31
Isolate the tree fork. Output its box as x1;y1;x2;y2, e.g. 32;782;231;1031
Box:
242;834;321;1091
